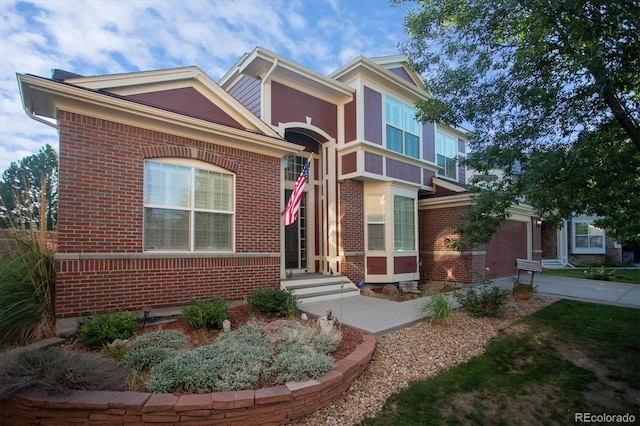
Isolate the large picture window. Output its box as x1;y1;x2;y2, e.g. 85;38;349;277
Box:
144;159;234;251
367;194;385;251
436;131;458;180
394;196;415;251
572;219;605;254
386;96;420;158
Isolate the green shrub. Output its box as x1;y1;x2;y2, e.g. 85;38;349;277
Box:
148;321;272;393
77;311;139;349
583;266;614;281
276;327;342;354
121;346;176;372
181;296;227;330
0;236;56;348
265;345;333;384
246;287;298;317
455;284;511;317
417;291;453;324
130;329;188;351
0;347;127;398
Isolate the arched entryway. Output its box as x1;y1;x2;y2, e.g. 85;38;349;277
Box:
280;124;335;276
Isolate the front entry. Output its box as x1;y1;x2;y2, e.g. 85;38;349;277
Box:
284;189;307;269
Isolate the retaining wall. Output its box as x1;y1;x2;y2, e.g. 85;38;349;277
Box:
0;334;375;426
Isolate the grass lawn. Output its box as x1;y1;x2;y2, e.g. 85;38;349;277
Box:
543;268;640;285
359;300;640;425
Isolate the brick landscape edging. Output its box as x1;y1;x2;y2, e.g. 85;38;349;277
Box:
0;334;376;426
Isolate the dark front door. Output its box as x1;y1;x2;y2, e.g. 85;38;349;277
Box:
284;189;307;269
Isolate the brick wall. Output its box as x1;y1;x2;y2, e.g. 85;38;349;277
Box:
338;179;365;284
55;111;283;318
0;335;376;426
419;205;486;286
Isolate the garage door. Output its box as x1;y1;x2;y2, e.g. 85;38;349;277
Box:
485;220;528;278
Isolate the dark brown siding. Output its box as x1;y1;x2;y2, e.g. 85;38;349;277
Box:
423;122;435;162
394;255;417;274
345;99;356;143
342;152;357;174
126;87;243;128
386;158;421;184
388;67;415;85
364;86;382;145
364;152;383;175
271;81;337;138
366;257;387;275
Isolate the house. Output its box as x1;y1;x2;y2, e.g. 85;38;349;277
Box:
541;215;623;267
18;47;540;330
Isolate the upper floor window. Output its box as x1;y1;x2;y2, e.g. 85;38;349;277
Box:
385;96;420;158
144;159;234;251
436;131;458;180
572;219;605;254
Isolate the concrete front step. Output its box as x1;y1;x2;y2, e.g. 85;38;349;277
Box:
280;275;360;305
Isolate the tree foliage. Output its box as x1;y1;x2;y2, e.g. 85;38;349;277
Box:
0;144;58;230
395;0;640;245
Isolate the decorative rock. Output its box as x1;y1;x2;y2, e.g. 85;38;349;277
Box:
380;284;399;297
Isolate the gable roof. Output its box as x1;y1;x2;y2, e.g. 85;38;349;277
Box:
58;66;281;137
17;68;302;158
329;55;428;101
220;47;354;105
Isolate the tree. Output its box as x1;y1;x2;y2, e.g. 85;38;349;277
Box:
0;144;58;230
394;0;640;246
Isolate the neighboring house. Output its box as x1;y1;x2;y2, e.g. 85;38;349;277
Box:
18;47;540;328
541;215;623;267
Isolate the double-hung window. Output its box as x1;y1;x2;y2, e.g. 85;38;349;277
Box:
367;194;386;250
394;196;415;251
572;219;605;254
386;96;420;158
436;131;458;180
144;159;234;251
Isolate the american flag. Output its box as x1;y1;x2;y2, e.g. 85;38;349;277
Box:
283;157;311;226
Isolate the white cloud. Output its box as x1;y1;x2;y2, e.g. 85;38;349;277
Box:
0;0;410;174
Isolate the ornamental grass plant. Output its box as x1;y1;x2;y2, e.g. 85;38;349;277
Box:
0;184;56;348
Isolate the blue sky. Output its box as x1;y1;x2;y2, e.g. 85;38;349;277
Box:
0;0;416;172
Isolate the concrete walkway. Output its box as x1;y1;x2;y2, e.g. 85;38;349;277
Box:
298;275;640;336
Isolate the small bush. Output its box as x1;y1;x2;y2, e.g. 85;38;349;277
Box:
246;287;298;317
455;284;511;317
583;266;614;281
512;281;537;295
277;327;342;354
121;346;176;372
148;321;272;393
265;345;333;384
0;347;127;398
181;296;228;330
130;330;188;351
77;311;139;349
417;291;453;324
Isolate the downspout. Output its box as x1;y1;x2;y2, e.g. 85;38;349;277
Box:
261;58;278;129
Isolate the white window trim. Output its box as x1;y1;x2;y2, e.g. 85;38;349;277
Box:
143;158;235;252
384;95;421;159
436;130;459;181
571;218;605;255
366;194;386;251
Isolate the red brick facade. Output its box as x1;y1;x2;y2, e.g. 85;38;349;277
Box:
338;179;365;284
420;205;540;286
55;111;282;318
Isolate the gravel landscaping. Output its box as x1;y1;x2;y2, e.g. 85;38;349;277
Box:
288;295;559;425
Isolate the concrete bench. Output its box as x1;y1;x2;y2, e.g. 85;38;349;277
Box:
516;258;542;285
